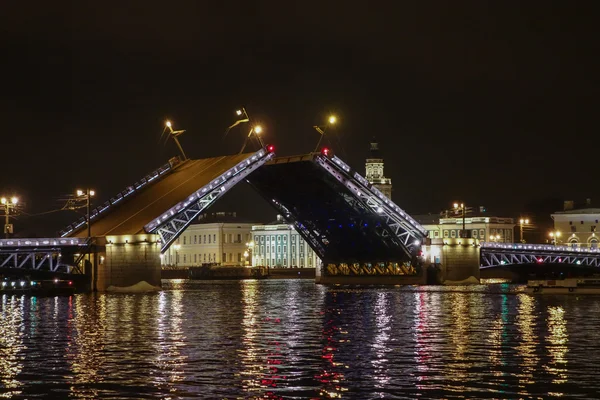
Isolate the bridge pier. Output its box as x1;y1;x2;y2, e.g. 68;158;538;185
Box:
315;261;426;285
424;238;480;284
94;234;162;291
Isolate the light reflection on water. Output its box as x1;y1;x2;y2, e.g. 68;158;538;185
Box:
2;281;600;398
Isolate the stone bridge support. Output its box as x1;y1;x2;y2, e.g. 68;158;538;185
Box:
94;234;162;291
424;238;480;284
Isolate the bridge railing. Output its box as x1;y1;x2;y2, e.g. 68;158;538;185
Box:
481;242;600;254
0;237;89;248
58;160;174;237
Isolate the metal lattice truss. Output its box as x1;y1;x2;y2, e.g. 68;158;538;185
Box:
0;250;83;273
480;242;600;268
145;148;275;252
268;199;326;258
0;238;89;274
315;154;427;257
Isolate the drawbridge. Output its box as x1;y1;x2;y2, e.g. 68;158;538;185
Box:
58;146;426;269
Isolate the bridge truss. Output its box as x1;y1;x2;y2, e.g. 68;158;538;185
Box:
247;151;427;266
145;148;276;252
480;242;600;268
0;238;88;274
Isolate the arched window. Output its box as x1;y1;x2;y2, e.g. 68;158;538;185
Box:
569;237;579;248
589;237;598;249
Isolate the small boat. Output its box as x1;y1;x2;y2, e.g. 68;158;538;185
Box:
526;278;600;294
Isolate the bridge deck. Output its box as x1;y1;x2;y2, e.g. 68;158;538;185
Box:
71;154;252;237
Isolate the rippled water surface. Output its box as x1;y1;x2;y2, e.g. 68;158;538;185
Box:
3;280;600;399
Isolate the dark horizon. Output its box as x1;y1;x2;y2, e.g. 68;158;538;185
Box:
2;2;598;237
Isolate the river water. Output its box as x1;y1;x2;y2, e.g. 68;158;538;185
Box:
2;279;600;399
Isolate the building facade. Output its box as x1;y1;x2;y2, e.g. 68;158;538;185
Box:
162;212;258;267
415;213;516;243
251;216;320;268
365;138;392;200
552;199;600;248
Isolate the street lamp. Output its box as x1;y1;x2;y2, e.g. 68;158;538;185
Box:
174;244;181;268
226;108;265;153
0;196;18;238
453;202;467;238
244;240;255;267
164;120;188;161
519;218;529;243
76;189;95;239
313;115;337;152
549;231;561;246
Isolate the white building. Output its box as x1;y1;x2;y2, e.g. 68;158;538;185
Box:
162;212;258;267
552;199;600;248
415;212;516;243
251;216;320;268
365;138;392;200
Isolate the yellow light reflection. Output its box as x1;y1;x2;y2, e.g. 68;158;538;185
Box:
0;294;25;397
67;294;107;399
515;294;539;386
545;306;569;386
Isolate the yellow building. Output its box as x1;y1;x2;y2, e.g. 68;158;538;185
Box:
551;199;600;248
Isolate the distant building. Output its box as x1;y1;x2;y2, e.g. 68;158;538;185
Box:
251;215;320;268
162;212;260;267
365;138;392;200
552;199;600;248
414;208;516;243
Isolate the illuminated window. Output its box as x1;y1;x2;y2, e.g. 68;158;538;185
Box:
208;235;211;244
183;236;187;245
450;230;456;238
443;230;449;238
194;235;197;244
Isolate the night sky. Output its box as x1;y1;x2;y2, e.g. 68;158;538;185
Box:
1;2;598;237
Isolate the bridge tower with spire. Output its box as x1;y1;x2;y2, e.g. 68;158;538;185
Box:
365;138;392;200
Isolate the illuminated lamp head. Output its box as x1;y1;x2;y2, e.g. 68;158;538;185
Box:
267;144;275;152
322;147;330;156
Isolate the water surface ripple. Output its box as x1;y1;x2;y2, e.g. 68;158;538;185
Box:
2;280;600;398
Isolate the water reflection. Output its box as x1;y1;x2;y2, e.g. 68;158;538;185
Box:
3;282;600;398
515;294;539;387
0;295;25;398
154;288;187;394
546;305;569;388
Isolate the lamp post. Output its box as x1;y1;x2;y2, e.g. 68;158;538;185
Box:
76;189;95;239
0;196;18;238
519;218;529;243
453;202;467;238
174;244;181;268
226;108;265;153
549;231;561;246
313;115;337;152
165;120;188;161
244;240;255;267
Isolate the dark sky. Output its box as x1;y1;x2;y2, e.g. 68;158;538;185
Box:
1;1;598;236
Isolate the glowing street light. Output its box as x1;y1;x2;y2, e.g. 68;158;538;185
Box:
1;196;19;238
549;231;561;246
164;120;187;160
174;243;181;268
519;218;529;243
227;108;265;153
76;189;95;240
313;115;338;152
453;202;467;238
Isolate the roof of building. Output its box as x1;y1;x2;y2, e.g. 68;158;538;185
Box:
191;212;262;225
554;199;599;214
